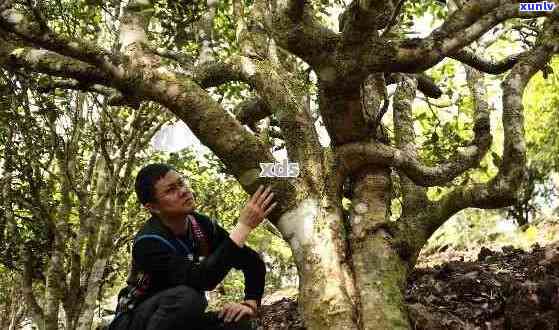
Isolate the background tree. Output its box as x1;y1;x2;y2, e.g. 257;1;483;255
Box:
0;267;26;330
1;0;559;329
0;69;170;330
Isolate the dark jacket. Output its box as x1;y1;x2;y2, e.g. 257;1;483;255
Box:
127;211;266;305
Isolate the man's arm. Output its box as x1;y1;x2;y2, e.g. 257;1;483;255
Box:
229;222;252;247
216;185;276;323
211;185;274;303
213;223;266;304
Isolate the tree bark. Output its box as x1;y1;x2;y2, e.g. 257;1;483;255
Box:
277;198;359;329
277;179;411;330
349;166;410;330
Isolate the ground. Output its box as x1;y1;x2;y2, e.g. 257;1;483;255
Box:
256;243;559;329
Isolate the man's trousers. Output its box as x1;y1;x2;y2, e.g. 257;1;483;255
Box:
108;285;255;330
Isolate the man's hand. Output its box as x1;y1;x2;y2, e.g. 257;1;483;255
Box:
243;299;258;311
218;302;256;323
238;185;276;229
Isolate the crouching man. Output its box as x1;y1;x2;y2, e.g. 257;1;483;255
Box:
109;163;276;330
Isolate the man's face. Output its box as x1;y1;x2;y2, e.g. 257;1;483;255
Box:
146;170;196;218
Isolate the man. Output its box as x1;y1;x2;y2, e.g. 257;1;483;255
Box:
110;163;276;330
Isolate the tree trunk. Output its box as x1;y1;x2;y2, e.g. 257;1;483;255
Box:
8;304;25;330
76;256;109;330
279;187;411;330
44;236;65;330
66;312;79;330
76;160;113;330
349;166;410;329
278;198;359;329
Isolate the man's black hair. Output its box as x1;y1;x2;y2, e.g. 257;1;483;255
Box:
135;163;176;205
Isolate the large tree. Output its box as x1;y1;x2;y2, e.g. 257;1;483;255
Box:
1;0;558;329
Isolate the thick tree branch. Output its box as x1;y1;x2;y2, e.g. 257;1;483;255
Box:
392;75;428;211
385;73;443;98
359;73;391;143
339;0;399;37
22;247;44;325
381;0;406;37
0;45;111;85
234;97;272;127
129;67;281;189
336;135;489;187
0;7;121;75
226;56;324;191
253;0;338;68
450;49;525;74
192;59;246;88
392;1;553;71
435;0;506;36
48;85;140;109
192;56;323;191
36;78;116;96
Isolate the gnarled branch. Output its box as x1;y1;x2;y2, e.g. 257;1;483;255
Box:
336;135;490;187
385;73;443;98
234;97;272;128
340;0;399;37
426;27;558;235
450;49;525;74
392;75;428;211
392;1;553;72
257;0;338;68
0;45;111;85
337;64;493;186
0;7;121;76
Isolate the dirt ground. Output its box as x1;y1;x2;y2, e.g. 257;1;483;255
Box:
256;243;559;329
